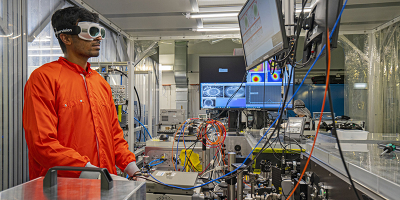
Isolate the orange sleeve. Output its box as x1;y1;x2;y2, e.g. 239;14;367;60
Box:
23;70;89;174
109;88;136;171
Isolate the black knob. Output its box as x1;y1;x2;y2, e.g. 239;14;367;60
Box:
234;145;241;152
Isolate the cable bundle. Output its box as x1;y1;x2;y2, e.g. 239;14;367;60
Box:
197;119;226;148
170;118;226;172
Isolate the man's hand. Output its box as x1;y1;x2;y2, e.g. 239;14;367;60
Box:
79;162;100;179
124;161;140;177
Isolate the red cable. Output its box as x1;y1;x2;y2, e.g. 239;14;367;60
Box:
286;29;331;200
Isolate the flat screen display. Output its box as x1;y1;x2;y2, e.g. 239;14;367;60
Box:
199;56;247;83
200;60;294;110
238;0;288;71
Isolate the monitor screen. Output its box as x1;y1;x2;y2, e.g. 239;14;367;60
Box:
200;60;294;110
238;0;288;71
199;56;247;83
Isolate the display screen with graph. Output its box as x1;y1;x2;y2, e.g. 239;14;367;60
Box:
200;60;293;109
238;0;288;71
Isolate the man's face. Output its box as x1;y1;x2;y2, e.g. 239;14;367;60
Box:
70;35;102;58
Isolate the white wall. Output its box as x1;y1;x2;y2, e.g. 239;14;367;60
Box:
160;71;176;109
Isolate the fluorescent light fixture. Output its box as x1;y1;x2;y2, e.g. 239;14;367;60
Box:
202;24;239;28
160;64;173;71
188;12;238;18
194;28;240;32
353;83;368;89
28;54;64;57
199;6;242;13
28;47;62;51
295;8;312;13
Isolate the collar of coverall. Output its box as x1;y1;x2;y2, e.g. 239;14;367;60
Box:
59;57;93;76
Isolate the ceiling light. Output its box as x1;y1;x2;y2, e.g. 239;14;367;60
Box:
28;47;62;51
194;28;240;32
354;83;368;90
295;8;312;13
28;54;64;57
160;64;173;71
199;6;242;13
187;12;238;19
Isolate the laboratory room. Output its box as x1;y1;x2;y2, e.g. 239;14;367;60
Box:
1;0;400;199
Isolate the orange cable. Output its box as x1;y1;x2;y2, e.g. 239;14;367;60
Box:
286;29;331;200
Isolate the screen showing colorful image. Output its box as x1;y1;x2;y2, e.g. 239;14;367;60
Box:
249;63;264;72
200;61;293;109
251;73;264;82
267;71;281;82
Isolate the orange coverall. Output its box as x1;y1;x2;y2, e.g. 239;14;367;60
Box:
23;57;135;180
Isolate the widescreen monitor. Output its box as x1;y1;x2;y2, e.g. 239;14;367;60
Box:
238;0;288;71
199;56;294;110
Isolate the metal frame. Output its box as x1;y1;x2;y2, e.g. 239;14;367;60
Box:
128;62;136;152
135;70;158;138
0;0;28;190
89;61;139;152
302;153;386;200
66;0;133;40
27;0;65;42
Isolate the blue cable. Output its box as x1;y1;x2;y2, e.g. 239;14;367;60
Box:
124;110;145;142
134;117;152;139
148;1;348;190
149;159;165;167
175;121;188;170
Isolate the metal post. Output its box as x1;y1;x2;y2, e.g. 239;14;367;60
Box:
128;62;136;152
251;182;255;196
202;138;206;171
227;152;236;200
237;171;243;200
283;0;295;36
249;173;256;197
148;71;153;137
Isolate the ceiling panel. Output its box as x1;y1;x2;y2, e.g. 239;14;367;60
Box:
128;30;200;37
202;17;239;23
159;54;175;65
341;6;400;24
127;30;240;38
83;0;192;14
108;16;197;30
340;24;384;31
198;0;246;6
80;0;400;39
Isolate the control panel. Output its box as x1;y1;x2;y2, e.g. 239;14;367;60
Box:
110;85;127;105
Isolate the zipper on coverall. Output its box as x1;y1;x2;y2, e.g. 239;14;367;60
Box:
80;74;101;164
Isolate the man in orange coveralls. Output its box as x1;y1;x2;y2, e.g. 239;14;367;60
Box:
23;7;140;180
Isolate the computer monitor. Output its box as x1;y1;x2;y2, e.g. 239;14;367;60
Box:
199;56;247;83
238;0;288;71
302;0;344;66
199;56;294;110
